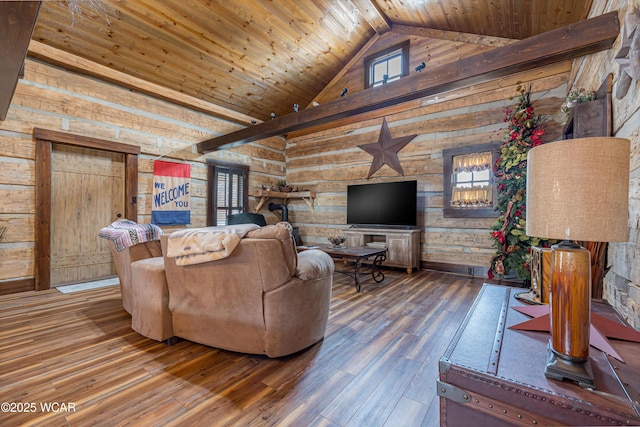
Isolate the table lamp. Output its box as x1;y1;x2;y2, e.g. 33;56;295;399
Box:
526;137;630;388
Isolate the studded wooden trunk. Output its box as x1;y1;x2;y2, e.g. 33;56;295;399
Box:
438;284;640;426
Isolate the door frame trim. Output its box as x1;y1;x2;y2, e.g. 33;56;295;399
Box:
34;128;140;291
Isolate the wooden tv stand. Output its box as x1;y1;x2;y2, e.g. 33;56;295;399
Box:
343;227;421;274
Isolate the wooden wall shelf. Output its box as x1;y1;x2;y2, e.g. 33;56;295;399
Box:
562;74;612;140
252;190;316;212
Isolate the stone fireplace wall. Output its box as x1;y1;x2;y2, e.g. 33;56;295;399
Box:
572;0;640;329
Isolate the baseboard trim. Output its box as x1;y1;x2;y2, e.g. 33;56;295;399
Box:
421;261;487;277
0;278;35;295
420;261;527;286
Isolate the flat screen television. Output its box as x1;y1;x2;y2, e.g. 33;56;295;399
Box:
346;180;418;228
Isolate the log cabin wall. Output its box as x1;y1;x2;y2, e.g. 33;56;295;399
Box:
572;0;640;329
3;3;634;308
0;57;285;294
280;30;569;276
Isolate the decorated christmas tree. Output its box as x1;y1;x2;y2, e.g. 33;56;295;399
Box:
488;84;553;280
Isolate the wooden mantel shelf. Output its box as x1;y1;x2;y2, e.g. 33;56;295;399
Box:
252;190;316;212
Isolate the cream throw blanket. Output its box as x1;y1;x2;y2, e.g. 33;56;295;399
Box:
166;223;260;266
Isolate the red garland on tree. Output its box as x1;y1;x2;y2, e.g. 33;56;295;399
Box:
488;84;553;280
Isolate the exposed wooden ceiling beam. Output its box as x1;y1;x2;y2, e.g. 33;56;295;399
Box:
197;11;620;153
0;1;41;121
351;0;392;34
288;60;573;140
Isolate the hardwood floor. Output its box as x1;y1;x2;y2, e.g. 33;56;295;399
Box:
0;269;486;426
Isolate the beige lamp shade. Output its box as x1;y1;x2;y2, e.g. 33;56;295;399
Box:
526;137;630;242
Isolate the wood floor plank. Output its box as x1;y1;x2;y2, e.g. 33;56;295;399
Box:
320;333;421;424
345;357;423;426
259;370;355;426
384;396;429;427
0;270;486;426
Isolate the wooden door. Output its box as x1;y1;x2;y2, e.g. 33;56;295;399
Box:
50;144;125;286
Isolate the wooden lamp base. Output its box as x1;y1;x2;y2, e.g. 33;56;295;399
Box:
545;341;595;388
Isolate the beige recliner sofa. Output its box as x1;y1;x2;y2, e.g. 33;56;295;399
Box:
100;219;170;342
109;240;162;314
133;222;334;358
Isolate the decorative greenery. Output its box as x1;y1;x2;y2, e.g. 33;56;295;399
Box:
275;179;292;192
560;87;597;124
488;84;554;280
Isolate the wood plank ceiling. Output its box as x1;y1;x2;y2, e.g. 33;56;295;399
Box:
29;0;594;124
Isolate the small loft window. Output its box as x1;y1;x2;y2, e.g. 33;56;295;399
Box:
364;41;410;89
443;143;500;218
371;51;402;87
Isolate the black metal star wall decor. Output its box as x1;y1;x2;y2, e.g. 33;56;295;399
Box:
358;118;417;179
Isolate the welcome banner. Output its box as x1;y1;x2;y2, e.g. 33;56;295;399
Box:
152;160;191;225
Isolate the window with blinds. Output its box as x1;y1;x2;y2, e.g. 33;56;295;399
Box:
207;160;249;226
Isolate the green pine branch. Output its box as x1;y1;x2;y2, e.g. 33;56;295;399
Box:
488;84;554;280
